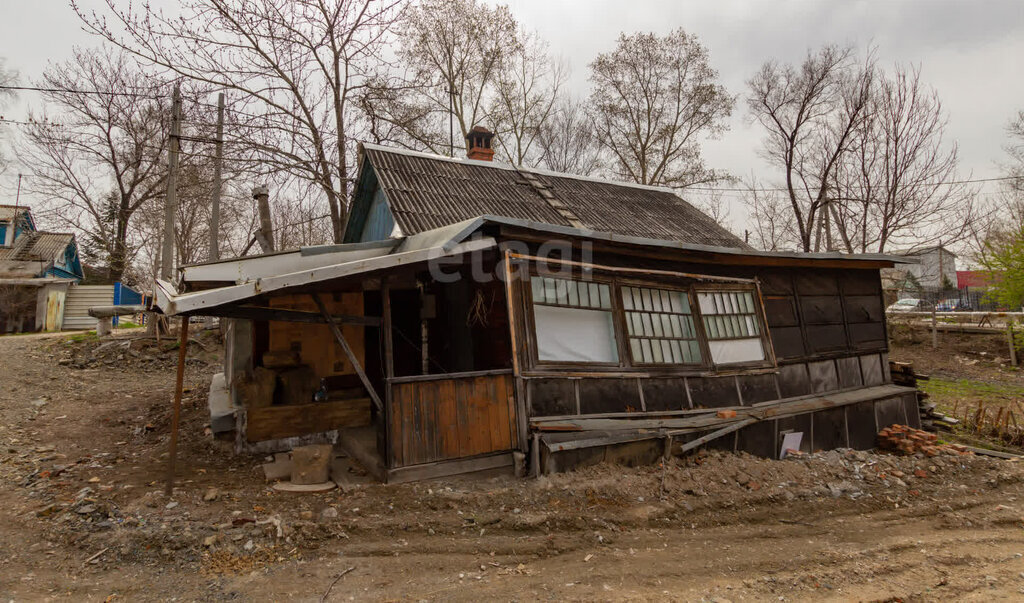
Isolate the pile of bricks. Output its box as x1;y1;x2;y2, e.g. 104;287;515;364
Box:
877;424;972;457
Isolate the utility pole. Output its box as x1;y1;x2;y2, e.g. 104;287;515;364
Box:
161;83;182;281
208;92;225;262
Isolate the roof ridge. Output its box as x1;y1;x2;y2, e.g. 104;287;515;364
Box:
360;141;681;195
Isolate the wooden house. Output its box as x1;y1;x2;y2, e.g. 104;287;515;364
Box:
156;133;917;482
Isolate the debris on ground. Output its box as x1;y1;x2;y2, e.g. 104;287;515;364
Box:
877;424;972;457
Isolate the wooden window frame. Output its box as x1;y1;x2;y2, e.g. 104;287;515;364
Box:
521;268;776;375
693;282;775;371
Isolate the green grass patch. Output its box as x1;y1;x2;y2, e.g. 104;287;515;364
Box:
117;320;141;329
923;376;1024;400
64;331;99;344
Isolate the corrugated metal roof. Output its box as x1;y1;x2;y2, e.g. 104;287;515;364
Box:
362;144;748;249
0;232;74;276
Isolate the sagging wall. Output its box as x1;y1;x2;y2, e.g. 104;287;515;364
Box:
505;241;891;420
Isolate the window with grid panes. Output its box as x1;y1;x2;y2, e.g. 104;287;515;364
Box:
696;289;766;364
530;276;619;363
621;285;702;365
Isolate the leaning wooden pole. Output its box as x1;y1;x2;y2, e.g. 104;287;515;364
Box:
165;317;190;496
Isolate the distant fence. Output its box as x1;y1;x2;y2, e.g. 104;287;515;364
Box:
885;310;1023;366
884;286;1010;312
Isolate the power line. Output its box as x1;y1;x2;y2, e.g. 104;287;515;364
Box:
678;175;1022;193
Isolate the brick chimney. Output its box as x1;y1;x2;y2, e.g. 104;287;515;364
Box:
465;125;495;162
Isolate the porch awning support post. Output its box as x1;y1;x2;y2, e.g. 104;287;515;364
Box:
165;316;190;496
312;293;384;414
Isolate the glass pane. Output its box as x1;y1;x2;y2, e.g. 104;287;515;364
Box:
651;338;664;362
670;315;682;338
626;312;636;336
660;340;673;363
631;313;643;337
531;276;543;302
689;340;702;363
697;292;714;314
651;289;663;312
544;278;556;304
641;288;652;311
670;340;682;363
640;339;653;363
621;287;634;310
641;313;653;337
599;284;611;309
651;313;664;337
589;283;600;308
579;281;590;306
567;280;579;306
629;338;642;362
660;314;672;338
555;280;568;305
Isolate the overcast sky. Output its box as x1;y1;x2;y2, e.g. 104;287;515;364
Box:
3;0;1023;231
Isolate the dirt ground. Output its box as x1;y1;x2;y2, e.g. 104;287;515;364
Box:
5;330;1024;601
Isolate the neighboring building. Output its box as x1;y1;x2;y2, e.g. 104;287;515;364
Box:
957;270;993;290
156;130;917;482
0;205;83;333
890;245;958;290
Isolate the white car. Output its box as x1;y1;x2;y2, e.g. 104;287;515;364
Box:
886;298;922;313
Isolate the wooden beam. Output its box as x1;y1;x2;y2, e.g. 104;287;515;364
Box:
670;418;757;451
198;304;381;326
165;317;190;496
312;293;384;414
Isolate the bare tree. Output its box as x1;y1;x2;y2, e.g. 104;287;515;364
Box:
76;0;403;243
829;64;974;253
17;48;171;282
747;45;874;252
535;98;603;176
0;59;18;175
363;0;518;155
587;29;734;188
487;32;566;166
743;175;795;251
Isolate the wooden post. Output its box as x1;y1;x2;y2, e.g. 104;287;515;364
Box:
312;293;383;413
165;316;190;496
382;278;394;469
931;308;938;350
1008;321;1018;367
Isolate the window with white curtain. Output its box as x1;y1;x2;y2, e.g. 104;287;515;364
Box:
621;285;702;364
696;290;766;365
530;276;619;363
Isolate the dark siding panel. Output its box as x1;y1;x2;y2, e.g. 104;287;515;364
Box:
778;363;811;398
687;376;740;408
795;272;839;295
843;271;882;295
860;354;884;386
847;402;878;449
529;379;575;417
836;356;863;389
800;296;845;324
738;420;777;458
850;323;887;349
771;326;805;359
764;296;799;327
845;295;884;323
759;272;794;295
737;373;779;405
808;359;839;393
812;407;847;451
579;379;642;414
875;397;905;430
641;378;689;411
805;324;848;354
